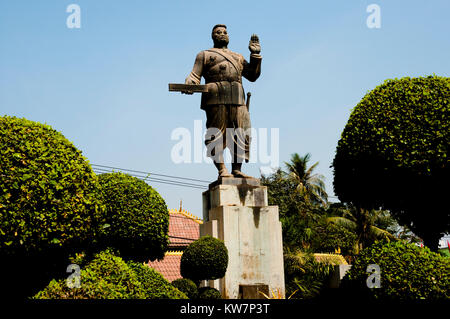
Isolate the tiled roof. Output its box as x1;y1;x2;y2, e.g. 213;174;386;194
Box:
147;251;183;282
168;209;201;248
146;209;202;282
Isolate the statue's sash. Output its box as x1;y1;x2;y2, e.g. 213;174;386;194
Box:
206;48;241;73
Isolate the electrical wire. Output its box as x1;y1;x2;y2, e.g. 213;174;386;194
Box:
91;163;341;199
92;164;210;184
92;167;208;190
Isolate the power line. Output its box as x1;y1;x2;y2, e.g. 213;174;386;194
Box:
91;163;342;199
92;167;208;190
92;164;210;184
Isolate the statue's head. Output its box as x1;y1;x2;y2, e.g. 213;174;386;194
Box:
211;24;229;47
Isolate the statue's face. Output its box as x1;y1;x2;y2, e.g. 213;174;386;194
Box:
212;27;229;46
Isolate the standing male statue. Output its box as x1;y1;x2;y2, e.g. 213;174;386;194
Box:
183;24;262;178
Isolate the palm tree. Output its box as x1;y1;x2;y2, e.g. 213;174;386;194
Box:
326;206;396;254
284;153;328;206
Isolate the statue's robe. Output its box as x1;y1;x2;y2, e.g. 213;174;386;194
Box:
186;48;262;163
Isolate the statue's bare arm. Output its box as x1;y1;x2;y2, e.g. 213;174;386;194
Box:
182;52;204;94
186;52;204;84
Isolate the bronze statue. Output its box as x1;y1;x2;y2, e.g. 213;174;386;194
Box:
170;24;262;178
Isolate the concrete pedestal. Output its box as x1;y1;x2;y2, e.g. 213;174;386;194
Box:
200;177;285;299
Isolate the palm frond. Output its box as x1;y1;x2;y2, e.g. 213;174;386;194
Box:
305;161;319;177
369;225;395;240
326;216;357;231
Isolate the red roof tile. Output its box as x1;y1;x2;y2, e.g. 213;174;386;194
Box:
147;252;183;282
168;209;201;248
146;209;202;282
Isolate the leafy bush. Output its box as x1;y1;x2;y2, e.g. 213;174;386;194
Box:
34;250;188;299
438;248;450;258
127;261;187;299
34;249;145;299
171;278;198;299
197;287;222;299
311;219;357;256
332;76;450;249
341;241;450;300
180;236;228;282
97;172;169;261
0;115;104;254
284;250;334;299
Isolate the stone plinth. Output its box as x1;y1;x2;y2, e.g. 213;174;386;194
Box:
200;177;285;299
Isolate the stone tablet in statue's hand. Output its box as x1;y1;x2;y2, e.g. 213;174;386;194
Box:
248;34;261;55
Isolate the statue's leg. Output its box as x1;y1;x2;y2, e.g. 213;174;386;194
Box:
229;105;252;178
205;105;232;178
213;154;232;178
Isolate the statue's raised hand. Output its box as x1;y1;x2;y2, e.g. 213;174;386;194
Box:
248;34;261;55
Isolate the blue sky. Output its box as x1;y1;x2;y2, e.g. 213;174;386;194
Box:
1;0;449;218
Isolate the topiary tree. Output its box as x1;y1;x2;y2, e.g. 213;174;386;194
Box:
332;76;450;250
97;172;169;261
0;115;104;254
0;116;105;299
341;241;450;300
180;235;228;285
171;278;198;299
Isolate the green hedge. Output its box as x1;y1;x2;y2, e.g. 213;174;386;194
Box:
341;241;450;300
332;76;450;248
180;236;228;282
0;116;104;254
34;250;187;299
97;172;169;261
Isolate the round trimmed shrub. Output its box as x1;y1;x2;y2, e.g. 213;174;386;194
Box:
0;116;104;254
171;278;198;299
197;287;222;299
180;236;228;282
341;241;450;300
127;262;187;299
332;76;450;249
97;172;169;261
